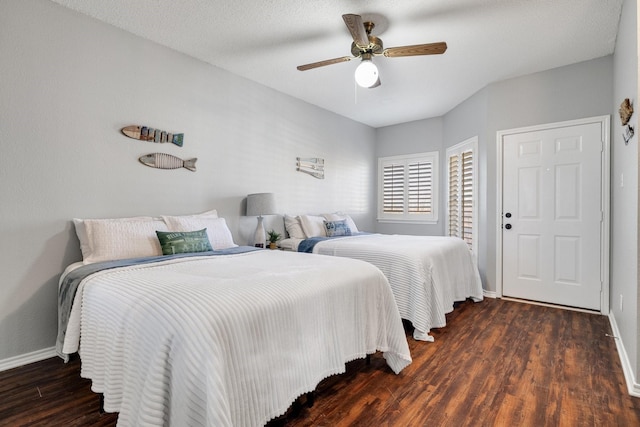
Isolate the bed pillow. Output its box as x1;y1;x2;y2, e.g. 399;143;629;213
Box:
284;215;306;239
75;216;169;264
74;217;150;259
299;214;327;238
324;219;352;237
162;215;237;249
323;213;359;233
185;208;218;218
156;229;213;255
72;218;93;260
158;209;218;222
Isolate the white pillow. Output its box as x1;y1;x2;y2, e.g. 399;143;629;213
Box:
164;209;219;219
194;209;218;218
323;213;359;233
299;214;327;238
284;215;306;239
72;218;92;260
73;217;158;252
162;216;236;250
75;217;169;264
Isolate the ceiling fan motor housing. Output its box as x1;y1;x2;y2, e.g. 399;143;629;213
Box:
351;35;384;56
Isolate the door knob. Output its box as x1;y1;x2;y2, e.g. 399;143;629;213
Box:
505;224;512;230
505;212;512;218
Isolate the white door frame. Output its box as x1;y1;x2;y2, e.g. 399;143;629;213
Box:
495;115;610;314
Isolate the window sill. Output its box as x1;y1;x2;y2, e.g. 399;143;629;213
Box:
377;218;438;225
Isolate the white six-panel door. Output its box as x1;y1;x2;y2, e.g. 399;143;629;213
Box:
501;120;605;311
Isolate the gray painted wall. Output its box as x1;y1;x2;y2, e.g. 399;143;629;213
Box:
611;0;638;383
482;56;614;292
0;0;377;361
375;117;444;236
377;57;613;291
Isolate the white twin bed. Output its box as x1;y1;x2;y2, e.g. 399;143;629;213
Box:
57;211;412;427
280;213;484;341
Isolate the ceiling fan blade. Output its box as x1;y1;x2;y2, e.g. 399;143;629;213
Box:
383;42;447;58
342;14;370;48
296;56;353;71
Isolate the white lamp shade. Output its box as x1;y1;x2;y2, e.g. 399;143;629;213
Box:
246;193;276;216
355;59;379;88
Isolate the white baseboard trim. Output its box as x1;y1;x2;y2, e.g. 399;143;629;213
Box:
608;313;640;397
0;347;57;373
483;290;497;299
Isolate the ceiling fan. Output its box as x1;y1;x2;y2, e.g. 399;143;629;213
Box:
297;14;447;88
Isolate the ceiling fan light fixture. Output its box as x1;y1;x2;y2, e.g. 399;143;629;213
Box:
354;58;379;88
296;14;446;90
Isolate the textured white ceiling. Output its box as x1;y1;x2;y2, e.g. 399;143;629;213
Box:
49;0;623;128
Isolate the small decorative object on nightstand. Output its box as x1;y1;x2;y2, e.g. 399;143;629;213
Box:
267;229;281;249
246;193;276;248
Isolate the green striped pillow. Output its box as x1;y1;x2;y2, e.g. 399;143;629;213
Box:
156;229;213;255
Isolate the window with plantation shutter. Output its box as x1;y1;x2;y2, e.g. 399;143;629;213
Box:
383;164;405;213
446;137;477;255
378;152;439;223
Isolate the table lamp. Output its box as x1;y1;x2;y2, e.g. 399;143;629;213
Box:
246;193;276;248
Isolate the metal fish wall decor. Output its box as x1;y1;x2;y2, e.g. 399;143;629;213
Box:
122;125;184;147
139;153;197;172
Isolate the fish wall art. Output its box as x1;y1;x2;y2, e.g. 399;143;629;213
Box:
122;125;184;147
139;153;197;172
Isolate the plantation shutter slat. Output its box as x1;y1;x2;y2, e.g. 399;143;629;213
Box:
448;147;474;251
382;164;405;213
408;161;432;213
448;155;460;237
461;150;473;248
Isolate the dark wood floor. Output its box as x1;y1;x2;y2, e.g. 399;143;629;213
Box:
2;298;639;426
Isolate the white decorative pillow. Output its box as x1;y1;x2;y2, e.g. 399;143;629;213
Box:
299;214;327;238
323;213;359;233
194;209;218;218
72;218;92;260
324;219;352;237
165;209;219;219
76;217;169;264
162;216;236;250
284;215;306;239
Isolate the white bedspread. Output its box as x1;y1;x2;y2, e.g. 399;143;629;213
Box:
68;250;411;427
286;234;483;340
